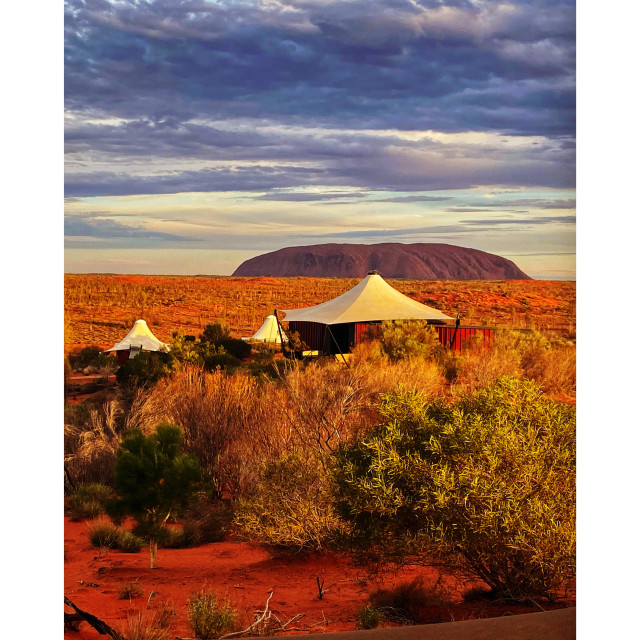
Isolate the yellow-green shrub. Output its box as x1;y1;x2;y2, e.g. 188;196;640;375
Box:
333;377;576;601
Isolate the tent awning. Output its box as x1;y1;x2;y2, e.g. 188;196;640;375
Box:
281;273;453;325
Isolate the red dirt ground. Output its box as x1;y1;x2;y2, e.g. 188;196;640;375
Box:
64;518;574;639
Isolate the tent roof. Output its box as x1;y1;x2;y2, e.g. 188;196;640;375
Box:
281;273;453;325
105;319;169;352
248;315;288;343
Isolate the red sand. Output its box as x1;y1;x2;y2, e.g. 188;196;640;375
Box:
64;518;574;639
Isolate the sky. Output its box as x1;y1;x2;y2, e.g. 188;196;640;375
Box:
64;0;576;279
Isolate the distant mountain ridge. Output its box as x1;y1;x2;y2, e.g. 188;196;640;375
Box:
233;243;531;279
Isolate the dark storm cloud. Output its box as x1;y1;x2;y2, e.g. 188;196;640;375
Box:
65;0;575;196
65;0;574;131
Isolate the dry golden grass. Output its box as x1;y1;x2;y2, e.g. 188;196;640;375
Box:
64;275;575;353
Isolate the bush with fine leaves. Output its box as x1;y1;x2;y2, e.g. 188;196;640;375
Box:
333;377;576;601
234;454;346;552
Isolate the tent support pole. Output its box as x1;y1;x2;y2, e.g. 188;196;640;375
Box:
327;325;349;367
273;309;291;358
449;314;461;350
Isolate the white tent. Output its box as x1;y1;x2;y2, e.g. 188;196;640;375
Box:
244;315;288;343
281;272;453;325
105;319;169;355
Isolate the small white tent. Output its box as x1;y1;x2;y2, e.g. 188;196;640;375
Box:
106;319;169;362
244;315;288;343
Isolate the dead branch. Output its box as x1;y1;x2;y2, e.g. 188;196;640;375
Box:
64;597;125;640
220;590;274;639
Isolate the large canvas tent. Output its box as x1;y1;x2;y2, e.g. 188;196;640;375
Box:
244;314;288;343
105;319;169;364
280;272;453;355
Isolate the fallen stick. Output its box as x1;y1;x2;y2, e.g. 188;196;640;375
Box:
64;597;125;640
220;591;274;639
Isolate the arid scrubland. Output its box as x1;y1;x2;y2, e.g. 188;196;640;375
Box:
64;275;576;352
65;281;576;636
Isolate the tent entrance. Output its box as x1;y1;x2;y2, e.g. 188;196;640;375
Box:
324;323;353;355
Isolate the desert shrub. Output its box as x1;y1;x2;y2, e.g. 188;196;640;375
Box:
160;522;200;549
235;454;346;552
129;369;289;499
106;424;202;568
64;400;124;485
367;578;446;624
169;333;205;366
378;321;443;362
66;483;113;520
355;605;383;630
188;590;238;640
69;346;114;371
333;377;576;601
200;323;231;344
216;338;251;360
366;357;447;401
116;351;174;387
154;601;176;629
122;611;170;640
64;402;94;428
203;353;241;371
119;580;144;599
451;339;521;392
280;360;375;455
253;344;276;365
183;497;234;544
88;519;121;549
246;359;289;379
453;330;576;397
117;531;145;553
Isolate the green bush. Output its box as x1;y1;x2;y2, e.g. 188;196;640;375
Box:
116;351;174;386
378;321;443;362
67;483;113;520
333;377;576;601
160;522;200;549
106;424;202;568
69;346;114;370
216;338;251;360
170;333;205;366
235;454;345;552
253;344;276;365
203;353;241;371
355;606;383;630
188;590;238;640
200;323;231;344
116;531;145;553
88;519;121;549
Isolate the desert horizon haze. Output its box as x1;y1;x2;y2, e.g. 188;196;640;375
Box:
64;0;575;280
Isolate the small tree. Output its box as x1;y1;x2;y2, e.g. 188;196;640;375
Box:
333;377;576;601
107;424;201;568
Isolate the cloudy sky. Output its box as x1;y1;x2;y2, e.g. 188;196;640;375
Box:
64;0;576;278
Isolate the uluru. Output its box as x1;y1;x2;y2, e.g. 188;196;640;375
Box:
233;243;531;280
